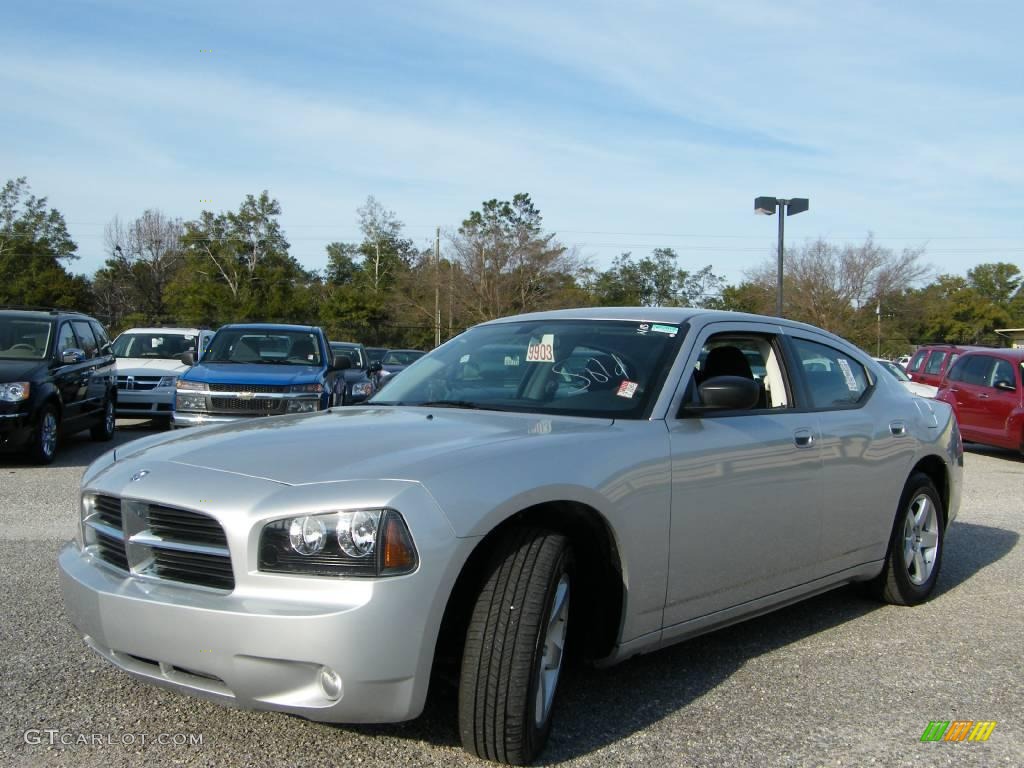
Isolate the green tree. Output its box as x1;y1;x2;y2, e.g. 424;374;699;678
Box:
0;177;92;310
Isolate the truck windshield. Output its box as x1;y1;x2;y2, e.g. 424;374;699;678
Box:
0;318;52;360
204;330;322;366
371;319;685;419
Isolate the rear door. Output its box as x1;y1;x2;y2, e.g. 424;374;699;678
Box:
71;320;104;419
663;320;823;628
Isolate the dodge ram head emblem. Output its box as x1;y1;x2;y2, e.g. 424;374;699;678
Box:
130;469;150;482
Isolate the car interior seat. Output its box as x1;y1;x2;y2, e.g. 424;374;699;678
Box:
289;338;317;362
701;346;766;408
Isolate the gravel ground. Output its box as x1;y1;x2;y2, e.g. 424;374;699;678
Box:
1;422;1021;767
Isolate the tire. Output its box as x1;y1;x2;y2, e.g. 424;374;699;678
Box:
90;397;116;441
459;528;573;765
870;472;945;605
30;404;60;465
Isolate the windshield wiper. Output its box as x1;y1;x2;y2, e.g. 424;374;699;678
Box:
412;400;512;411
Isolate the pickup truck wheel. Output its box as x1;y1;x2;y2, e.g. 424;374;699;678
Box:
90;398;116;441
30;404;60;464
869;472;944;605
459;528;573;765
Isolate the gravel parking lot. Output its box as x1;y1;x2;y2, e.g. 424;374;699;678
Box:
1;422;1021;767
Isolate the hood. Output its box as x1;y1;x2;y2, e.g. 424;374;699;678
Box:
114;407;613;485
115;358;188;376
0;358;47;381
181;362;323;385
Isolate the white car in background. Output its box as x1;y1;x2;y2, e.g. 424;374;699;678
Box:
875;358;937;398
111;327;214;426
897;355;912;370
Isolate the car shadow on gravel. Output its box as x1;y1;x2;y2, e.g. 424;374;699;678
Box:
344;519;1018;763
0;420;161;470
964;443;1024;463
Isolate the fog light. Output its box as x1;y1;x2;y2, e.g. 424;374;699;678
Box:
318;666;343;701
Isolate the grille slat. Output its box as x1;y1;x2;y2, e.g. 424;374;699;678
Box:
96;530;129;570
208;383;288;393
148;506;228;547
209;397;282;413
151;549;234;590
94;495;123;529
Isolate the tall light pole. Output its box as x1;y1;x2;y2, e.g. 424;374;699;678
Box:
754;196;809;317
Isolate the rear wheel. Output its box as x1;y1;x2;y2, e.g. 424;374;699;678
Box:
90;397;116;441
870;472;944;605
30;404;59;464
459;528;573;765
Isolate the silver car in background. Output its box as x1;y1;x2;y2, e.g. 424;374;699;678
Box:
58;308;962;765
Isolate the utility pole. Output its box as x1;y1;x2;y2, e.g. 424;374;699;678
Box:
876;299;882;357
434;227;441;348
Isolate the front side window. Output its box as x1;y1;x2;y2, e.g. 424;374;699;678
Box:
684;334;790;411
331;344;365;368
371;319;685;419
204;330;322;366
0;318;53;360
791;338;870;409
990;359;1016;390
56;323;78;356
924;351;947;375
71;321;98;358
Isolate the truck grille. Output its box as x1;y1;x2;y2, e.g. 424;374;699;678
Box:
210;397;283;414
84;496;234;591
208;383;288;393
117;375;162;391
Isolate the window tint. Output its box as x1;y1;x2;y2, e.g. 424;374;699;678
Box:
909;351;926;372
56;323;78;355
791;338;870;409
955;356;996;387
946;356;970;383
71;321;98;358
990;359;1016;390
924;351;947;375
90;321;110;350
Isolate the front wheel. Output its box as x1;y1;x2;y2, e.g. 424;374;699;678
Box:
30;404;60;464
870;472;945;605
90;398;116;441
459;528;573;765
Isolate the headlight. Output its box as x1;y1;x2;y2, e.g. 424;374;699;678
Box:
258;509;418;577
350;382;373;397
157;376;177;388
290;383;323;393
0;382;30;402
177;380;209;391
176;393;208;411
286;400;319;413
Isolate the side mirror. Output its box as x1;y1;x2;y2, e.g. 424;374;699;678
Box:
332;354;352;371
685;376;760;413
994;380;1016;392
61;349;86;365
368;360;383;374
180;351;195;366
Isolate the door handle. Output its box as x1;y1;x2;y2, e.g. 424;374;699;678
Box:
889;420;907;436
793;428;814;447
978;393;990;399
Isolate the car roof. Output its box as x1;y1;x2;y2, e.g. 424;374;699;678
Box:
955;348;1024;361
0;309;88;321
219;323;319;333
118;327;207;335
330;341;363;347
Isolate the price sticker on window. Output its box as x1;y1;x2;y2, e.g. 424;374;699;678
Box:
526;334;556;363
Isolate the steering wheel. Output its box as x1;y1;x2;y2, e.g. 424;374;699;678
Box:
10;344;35;352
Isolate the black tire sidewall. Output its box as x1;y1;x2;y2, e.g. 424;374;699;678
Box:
522;544;574;759
888;476;945;602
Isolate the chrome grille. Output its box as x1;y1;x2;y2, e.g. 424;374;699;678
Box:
210;397;282;414
117;375;162;391
84;496;233;591
208;383;288;393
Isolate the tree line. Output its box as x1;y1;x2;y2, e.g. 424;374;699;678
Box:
3;177;1022;355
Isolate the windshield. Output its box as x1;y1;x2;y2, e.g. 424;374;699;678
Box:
0;318;53;360
112;332;197;360
330;343;364;368
878;359;910;382
383;350;425;366
204;329;322;365
370;319;684;418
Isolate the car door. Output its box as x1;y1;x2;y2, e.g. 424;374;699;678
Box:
943;355;993;443
786;335;917;574
71;320;104;419
52;321;89;425
977;357;1020;448
663;321;823;629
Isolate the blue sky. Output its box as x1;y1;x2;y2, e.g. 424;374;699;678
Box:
3;0;1022;285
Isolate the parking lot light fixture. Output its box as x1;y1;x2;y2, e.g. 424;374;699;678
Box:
754;196;809;317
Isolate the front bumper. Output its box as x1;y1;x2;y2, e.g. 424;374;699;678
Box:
116;388;175;418
0;410;32;451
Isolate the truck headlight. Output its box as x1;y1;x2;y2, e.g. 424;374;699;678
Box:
0;382;30;402
177;380;208;391
286;400;319;413
157;376;177;388
350;382;373;398
289;384;323;393
259;509;418;577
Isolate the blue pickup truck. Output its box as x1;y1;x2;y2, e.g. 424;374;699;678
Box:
172;323;372;427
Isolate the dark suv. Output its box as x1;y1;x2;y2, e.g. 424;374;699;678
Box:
0;308;117;463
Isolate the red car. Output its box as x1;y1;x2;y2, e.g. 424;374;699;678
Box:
907;344;980;388
935;348;1024;454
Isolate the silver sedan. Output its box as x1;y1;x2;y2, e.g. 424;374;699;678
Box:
58;308;962;765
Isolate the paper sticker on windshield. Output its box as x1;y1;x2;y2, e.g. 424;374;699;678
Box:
616;380;638;398
836;358;859;391
526;334;555;363
651;324;678;336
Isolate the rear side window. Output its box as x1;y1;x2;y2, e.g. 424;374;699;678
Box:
908;351;926;372
791;338;870;409
71;321;98;358
89;321;110;350
924;351;947;375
